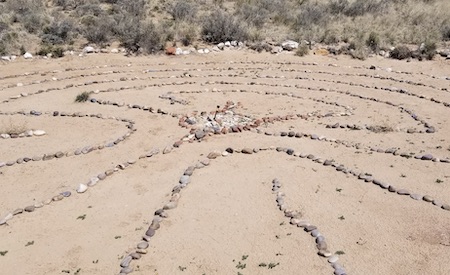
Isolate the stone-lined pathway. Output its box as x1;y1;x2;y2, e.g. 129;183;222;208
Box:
1;55;449;274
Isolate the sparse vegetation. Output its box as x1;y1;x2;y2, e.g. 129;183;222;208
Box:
436;179;443;183
0;250;8;256
0;0;448;55
75;92;91;103
77;214;86;220
25;241;34;247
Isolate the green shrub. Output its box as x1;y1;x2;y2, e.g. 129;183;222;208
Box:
75;91;91;103
201;10;248;43
390;45;411;60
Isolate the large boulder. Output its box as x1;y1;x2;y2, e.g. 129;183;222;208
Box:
23;52;33;59
83;46;95;53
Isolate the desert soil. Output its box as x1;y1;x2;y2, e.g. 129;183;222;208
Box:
0;50;449;275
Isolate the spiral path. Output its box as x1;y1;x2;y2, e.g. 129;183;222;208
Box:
0;52;449;275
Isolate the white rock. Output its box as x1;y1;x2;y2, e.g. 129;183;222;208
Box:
217;43;225;50
0;213;13;225
23;52;33;59
238;41;244;47
1;56;11;61
198;49;205;54
175;48;183;55
10;55;16;61
25;130;33;137
231;40;237;46
17;83;23;87
110;48;119;53
212;46;220;52
182;50;190;55
225;41;231;47
83;46;95;53
271;46;283;54
33;130;46;136
76;183;88;193
0;134;10;139
87;177;99;187
281;40;299;51
204;49;210;54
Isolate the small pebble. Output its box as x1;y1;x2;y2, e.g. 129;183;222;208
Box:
137;242;149;249
120;255;132;268
328;255;339;263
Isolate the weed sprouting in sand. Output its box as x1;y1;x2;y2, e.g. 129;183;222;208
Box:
75;91;91;103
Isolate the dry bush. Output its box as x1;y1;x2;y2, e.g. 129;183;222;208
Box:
390;45;411;60
40;18;76;45
201;10;248;43
295;44;309;57
140;21;166;54
169;0;198;22
82;15;114;46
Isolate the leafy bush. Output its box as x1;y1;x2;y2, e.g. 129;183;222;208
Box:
390;45;411;60
201;10;248;43
169;0;197;22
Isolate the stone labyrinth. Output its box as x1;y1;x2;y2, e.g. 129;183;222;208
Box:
0;52;449;275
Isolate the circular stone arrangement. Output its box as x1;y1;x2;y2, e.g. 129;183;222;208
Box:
0;53;449;275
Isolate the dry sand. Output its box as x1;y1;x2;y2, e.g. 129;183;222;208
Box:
0;51;449;275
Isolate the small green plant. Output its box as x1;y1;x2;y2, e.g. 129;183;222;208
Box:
74;268;81;275
93;259;99;264
338;215;345;220
25;241;34;247
77;214;86;220
61;270;70;273
0;251;8;256
178;266;187;271
335;250;345;255
258;263;267;267
436;179;443;183
236;262;246;269
268;262;279;269
336;188;342;192
114;236;121;239
242;255;248;261
400;174;406;178
75;92;91;103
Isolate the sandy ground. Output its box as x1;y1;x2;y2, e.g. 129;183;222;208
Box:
0;50;449;275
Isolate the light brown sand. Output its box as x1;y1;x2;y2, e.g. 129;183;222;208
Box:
0;51;449;275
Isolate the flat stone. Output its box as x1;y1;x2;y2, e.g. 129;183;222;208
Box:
53;195;64;201
13;208;23;215
311;229;321;237
179;175;190;185
130;253;141;260
317;241;327;250
388;185;396;192
423;195;433;202
24;205;35;212
328;255;339;263
136;249;147;254
145;228;156;237
318;250;332;257
421;154;433;160
432;200;443;207
442;204;450;211
120;255;132;268
163;201;177;210
61;191;71;197
304;225;317;232
55;151;64;158
410;193;422;200
207;151;221;159
297;221;310;227
397;189;410;195
137;242;149;249
241;148;253;154
120;267;133;274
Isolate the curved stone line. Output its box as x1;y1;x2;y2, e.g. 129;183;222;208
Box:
0;147;162;226
0;110;136;169
171;87;435;133
117;147;347;275
252;129;450;164
118;145;449;274
3;67;447;112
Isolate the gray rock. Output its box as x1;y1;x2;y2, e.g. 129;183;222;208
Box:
179;175;190;185
397;189;410;195
137;242;149;249
145;228;155;237
120;255;132;268
24;205;35;212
